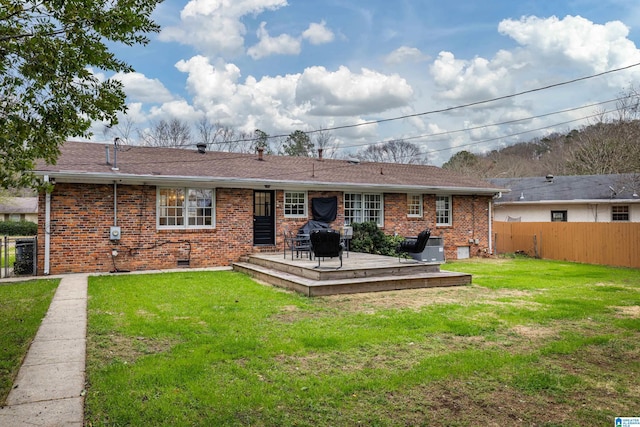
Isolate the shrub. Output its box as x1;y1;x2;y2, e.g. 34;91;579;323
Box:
350;221;404;256
0;221;37;236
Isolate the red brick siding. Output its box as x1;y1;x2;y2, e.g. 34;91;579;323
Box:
37;184;255;274
379;193;491;259
37;184;492;274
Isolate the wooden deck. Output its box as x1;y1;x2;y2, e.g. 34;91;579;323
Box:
232;252;471;296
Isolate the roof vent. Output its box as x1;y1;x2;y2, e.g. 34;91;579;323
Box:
347;158;360;165
196;143;206;154
545;174;554;182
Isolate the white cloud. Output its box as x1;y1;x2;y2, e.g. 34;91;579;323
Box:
159;0;289;57
171;56;414;135
428;14;640;112
498;15;640;72
430;51;511;102
302;21;334;45
149;100;200;122
296;65;414;115
113;72;174;104
384;46;429;65
247;22;302;59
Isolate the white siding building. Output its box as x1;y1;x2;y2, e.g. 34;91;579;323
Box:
489;174;640;223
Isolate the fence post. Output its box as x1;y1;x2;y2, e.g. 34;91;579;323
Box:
32;236;38;276
2;235;6;278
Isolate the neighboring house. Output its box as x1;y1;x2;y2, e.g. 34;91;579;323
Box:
34;141;504;275
0;197;38;223
489;174;640;223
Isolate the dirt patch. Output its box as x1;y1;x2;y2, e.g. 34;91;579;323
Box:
318;286;538;313
511;325;558;340
612;305;640;318
88;333;177;365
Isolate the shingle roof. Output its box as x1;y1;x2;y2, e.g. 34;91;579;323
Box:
0;197;38;214
35;141;502;194
489;174;640;203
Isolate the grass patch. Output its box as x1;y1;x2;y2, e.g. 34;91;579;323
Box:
0;279;59;403
86;259;640;426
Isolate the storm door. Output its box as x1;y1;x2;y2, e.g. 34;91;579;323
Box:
253;190;275;245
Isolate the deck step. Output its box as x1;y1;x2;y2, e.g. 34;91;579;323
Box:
233;260;471;296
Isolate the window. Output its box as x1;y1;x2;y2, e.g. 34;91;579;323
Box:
612;205;629;221
158;188;214;229
436;195;452;226
407;194;422;217
551;210;567;222
344;193;383;226
284;191;307;217
9;214;21;222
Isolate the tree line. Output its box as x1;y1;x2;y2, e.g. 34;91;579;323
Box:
108;115;432;164
442;87;640;183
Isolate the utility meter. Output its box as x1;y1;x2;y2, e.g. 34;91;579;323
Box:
109;226;121;240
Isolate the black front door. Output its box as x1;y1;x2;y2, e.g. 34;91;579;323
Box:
253;190;275;245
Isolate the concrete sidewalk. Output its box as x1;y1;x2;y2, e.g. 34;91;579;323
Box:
0;274;88;427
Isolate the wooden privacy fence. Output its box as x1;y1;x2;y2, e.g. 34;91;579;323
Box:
493;222;640;269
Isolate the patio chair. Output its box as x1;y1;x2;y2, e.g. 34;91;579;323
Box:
396;228;431;262
310;229;344;269
283;228;312;260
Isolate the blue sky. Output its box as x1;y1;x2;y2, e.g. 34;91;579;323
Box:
98;0;640;165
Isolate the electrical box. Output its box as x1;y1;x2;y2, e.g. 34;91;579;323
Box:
410;237;445;263
109;226;121;240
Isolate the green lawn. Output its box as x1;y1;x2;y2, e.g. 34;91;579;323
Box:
0;279;59;403
85;258;640;426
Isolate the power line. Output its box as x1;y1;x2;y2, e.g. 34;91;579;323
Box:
125;61;640;150
336;97;622;152
268;61;640;138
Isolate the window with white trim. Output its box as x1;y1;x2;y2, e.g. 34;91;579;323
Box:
612;205;629;221
284;191;307;217
436;195;452;226
407;194;422;217
551;210;567;222
158;188;215;229
344;193;384;226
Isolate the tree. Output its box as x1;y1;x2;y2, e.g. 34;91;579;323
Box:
0;0;162;189
139;119;192;148
103;114;137;145
253;129;270;151
356;139;427;164
196;117;254;153
282;130;314;157
442;150;479;173
313;127;339;158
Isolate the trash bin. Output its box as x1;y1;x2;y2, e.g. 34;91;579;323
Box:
14;238;35;275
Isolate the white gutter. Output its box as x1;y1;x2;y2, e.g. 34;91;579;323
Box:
33;171;506;196
488;199;493;254
44;175;51;275
495;198;640;205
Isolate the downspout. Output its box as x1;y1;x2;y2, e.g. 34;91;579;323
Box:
488;198;493;255
44;175;51;275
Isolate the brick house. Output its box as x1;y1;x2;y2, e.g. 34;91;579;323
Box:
34;141;503;275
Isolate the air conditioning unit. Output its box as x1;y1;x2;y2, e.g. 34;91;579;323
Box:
109;226;121;240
